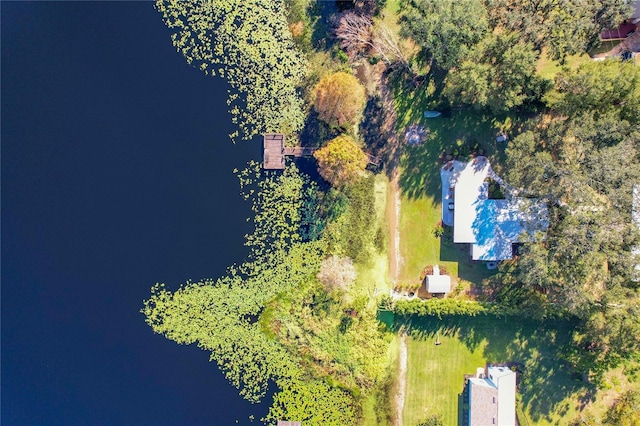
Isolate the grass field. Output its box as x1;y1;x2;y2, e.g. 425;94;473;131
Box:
397;315;589;426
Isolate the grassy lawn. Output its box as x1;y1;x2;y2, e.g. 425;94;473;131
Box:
353;174;392;300
535;49;591;81
395;106;528;286
398;315;589;426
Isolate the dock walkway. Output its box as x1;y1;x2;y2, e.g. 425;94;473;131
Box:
263;133;381;170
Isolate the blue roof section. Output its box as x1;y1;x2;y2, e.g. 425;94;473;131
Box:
472;199;548;261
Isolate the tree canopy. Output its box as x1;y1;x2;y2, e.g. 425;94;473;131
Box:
548;60;640;122
483;0;632;60
503;60;640;371
155;0;307;140
401;0;632;65
314;135;368;187
313;72;367;129
399;0;488;69
603;389;640;425
444;32;542;113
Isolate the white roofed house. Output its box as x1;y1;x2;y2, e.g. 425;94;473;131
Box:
441;157;548;264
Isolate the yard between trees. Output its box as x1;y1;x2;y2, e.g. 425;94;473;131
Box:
395;107;524;289
394;314;586;426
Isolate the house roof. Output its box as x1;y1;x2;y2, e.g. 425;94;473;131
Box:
447;157;548;261
468;366;516;426
426;265;451;293
453;157;491;243
488;367;517;426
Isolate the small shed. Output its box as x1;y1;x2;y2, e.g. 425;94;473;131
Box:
425;265;451;294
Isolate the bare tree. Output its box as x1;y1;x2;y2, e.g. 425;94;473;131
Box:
317;255;358;292
371;24;409;68
334;12;374;59
334;12;410;69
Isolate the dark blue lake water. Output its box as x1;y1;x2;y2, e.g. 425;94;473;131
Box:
2;2;266;424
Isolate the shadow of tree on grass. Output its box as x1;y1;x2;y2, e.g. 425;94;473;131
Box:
391;314;593;424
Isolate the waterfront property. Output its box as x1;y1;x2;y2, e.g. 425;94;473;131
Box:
441;157;548;262
463;365;517;426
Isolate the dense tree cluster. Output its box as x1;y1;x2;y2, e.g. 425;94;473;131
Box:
155;0;307;140
399;0;633;112
503;60;640;372
443;32;543;113
483;0;632;60
400;0;488;70
401;0;632;67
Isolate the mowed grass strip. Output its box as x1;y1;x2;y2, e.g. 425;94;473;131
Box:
398;194;457;284
399;315;588;426
403;326;485;425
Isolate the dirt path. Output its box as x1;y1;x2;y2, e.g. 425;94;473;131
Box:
395;332;408;426
376;72;407;426
388;172;402;284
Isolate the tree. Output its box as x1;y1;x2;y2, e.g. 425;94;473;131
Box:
501;65;640;373
313;72;367;128
444;32;541;113
314;135;368;186
549;59;640;122
317;255;357;292
400;0;488;69
483;0;632;60
155;0;307;140
603;390;640;425
334;12;409;68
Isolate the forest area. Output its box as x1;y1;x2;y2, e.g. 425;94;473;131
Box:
145;0;640;424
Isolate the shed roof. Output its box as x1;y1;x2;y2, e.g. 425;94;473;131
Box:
426;265;451;293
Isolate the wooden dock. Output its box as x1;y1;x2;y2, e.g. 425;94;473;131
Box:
263;133;285;170
263;133;382;170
